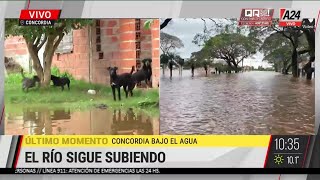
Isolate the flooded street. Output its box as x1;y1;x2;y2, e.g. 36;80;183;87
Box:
5;108;159;135
160;70;315;135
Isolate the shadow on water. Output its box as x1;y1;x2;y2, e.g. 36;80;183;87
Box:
160;70;315;135
5;107;159;135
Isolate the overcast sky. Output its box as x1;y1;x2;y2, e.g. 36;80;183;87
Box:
161;18;272;68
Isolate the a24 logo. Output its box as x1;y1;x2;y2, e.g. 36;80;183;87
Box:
281;9;301;21
279;8;303;27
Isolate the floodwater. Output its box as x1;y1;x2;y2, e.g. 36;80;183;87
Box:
160;69;315;135
5;108;159;135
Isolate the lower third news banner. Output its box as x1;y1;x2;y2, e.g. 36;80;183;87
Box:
0;135;317;174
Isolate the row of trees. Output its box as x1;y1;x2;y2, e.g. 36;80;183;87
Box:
160;18;315;80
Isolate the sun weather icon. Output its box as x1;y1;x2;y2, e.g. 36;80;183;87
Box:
274;154;284;165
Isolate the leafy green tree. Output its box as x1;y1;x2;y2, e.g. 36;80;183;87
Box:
192;18;241;47
160;52;181;66
301;28;315;80
160;32;184;55
249;19;314;78
5;19;92;86
160;32;184;75
160;54;170;65
189;49;212;67
261;29;309;75
202;33;261;73
260;33;292;73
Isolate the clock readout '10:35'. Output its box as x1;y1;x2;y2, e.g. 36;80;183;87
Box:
274;138;300;151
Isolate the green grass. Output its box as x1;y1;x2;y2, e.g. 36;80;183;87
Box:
5;72;159;117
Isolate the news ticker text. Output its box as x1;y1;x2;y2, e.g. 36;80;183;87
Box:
1;168;319;174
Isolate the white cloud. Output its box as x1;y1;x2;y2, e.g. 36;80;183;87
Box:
161;18;272;68
161;19;209;58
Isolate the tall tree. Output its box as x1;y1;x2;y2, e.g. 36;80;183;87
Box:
189;49;212;67
202;33;261;73
301;28;315;80
260;33;293;74
250;19;313;78
160;32;184;55
160;32;184;75
5;19;92;86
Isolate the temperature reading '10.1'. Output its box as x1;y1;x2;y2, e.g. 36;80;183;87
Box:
274;138;300;151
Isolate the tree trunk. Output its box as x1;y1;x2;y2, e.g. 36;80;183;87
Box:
282;60;287;74
304;56;315;80
42;35;56;87
26;42;44;82
303;55;315;80
25;32;64;87
285;63;292;75
162;65;165;75
306;70;313;80
227;61;232;73
234;65;239;73
230;58;240;73
291;48;298;77
274;59;280;72
303;29;315;56
274;63;278;72
43;52;54;86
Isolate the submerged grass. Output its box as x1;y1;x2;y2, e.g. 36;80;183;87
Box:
5;73;159;117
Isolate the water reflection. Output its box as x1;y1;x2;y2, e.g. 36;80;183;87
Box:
160;70;315;135
111;108;154;135
5;107;159;135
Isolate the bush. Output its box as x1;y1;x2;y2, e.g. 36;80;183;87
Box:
51;66;75;80
5;73;23;84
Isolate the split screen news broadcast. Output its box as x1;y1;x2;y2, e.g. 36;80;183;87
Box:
0;0;319;180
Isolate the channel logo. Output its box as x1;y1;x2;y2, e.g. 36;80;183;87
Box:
279;8;302;27
239;8;274;26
